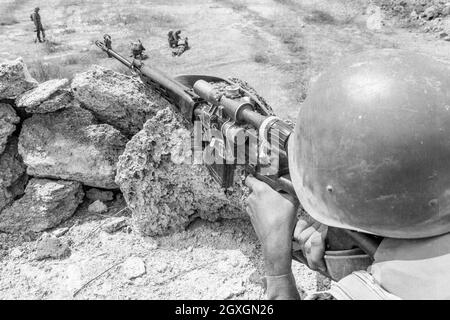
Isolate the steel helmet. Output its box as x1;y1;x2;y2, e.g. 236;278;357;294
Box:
289;49;450;239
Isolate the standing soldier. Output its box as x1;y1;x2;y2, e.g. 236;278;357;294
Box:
30;7;45;43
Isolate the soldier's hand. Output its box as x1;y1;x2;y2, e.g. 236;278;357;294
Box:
293;219;328;272
245;175;298;276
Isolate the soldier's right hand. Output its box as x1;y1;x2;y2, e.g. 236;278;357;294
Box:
293;219;328;273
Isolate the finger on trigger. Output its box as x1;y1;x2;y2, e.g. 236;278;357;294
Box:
293;219;312;242
308;232;327;272
297;225;317;246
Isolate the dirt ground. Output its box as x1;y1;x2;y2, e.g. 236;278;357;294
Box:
1;0;450;300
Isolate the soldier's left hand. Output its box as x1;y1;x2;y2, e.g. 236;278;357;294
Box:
245;175;298;276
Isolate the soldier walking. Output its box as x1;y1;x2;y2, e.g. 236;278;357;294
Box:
30;7;45;43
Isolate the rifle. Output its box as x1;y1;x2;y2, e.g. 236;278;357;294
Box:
95;37;381;281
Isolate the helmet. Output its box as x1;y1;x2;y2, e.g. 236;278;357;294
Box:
289;49;450;239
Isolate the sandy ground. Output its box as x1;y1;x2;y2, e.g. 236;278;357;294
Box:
1;0;450;299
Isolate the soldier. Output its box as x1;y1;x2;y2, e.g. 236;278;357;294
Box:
30;7;45;43
167;31;177;48
103;34;112;58
130;40;146;60
245;49;450;300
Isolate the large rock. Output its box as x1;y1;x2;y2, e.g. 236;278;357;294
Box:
71;65;172;136
0;137;27;213
116;107;246;236
0;58;38;99
0;103;20;154
16;78;71;113
422;6;438;20
0;178;84;233
19;104;128;189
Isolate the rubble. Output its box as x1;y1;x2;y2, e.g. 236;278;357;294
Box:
35;236;71;260
88;200;108;214
71;65;173;136
116;107;247;236
0;103;20;154
86;188;114;202
0;137;27;212
0;58;38;99
422;6;438;20
15;78;71;113
18;104;128;189
0;178;84;233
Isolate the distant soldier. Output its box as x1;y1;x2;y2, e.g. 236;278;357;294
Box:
30;7;45;43
103;34;112;57
130;40;146;60
167;31;177;48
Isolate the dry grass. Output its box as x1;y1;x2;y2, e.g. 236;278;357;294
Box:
217;0;247;12
252;52;270;64
28;60;73;82
43;39;64;54
304;9;337;25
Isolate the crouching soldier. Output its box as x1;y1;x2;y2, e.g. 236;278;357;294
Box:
130;40;146;60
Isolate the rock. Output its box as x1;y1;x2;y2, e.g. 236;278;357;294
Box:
122;257;146;279
0;137;27;212
0;103;20;154
86;188;114;202
88;200;108;214
102;217;128;233
410;10;418;19
443;4;450;16
0;178;84;233
15;79;70;113
115;107;246;236
71;65;172;136
422;6;438;20
0;58;38;99
35;236;71;260
52;227;69;237
10;247;23;258
18;104;128;189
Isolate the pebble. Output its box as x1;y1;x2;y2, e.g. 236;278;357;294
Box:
122;257;146;279
35;236;71;260
88;200;108;214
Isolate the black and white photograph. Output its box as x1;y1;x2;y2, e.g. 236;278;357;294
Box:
0;0;450;306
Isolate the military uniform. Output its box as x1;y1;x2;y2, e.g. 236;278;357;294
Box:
130;40;145;59
30;8;45;43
